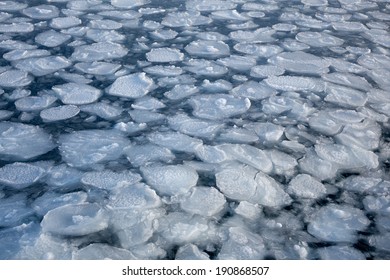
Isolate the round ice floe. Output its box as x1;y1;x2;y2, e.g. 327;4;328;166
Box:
162;11;212;28
58;129;130;168
41;203;109;236
234;43;283;57
0;1;27;11
185;59;228;77
0;162;45;189
144;65;183;77
73;243;137;260
287;174;326;199
50;16;82;29
188;0;237;11
150;29;178;41
53;83;102;105
218;227;266;260
189;94;251;120
211;10;249;21
107;73;154;99
141;165;198;196
269;51;330;75
296;32;344;47
324;83;367;108
230;28;276;43
265;76;325;92
15;95;57;112
231;81;276;100
80;103;123;120
86;29;125;43
0;70;32;87
185;40;230;59
148;131;203;153
71;42;128;62
217;55;256;72
40;105;80;122
308;204;369;242
146;48;184;63
35;30;71;48
180;186;226;217
75;62;121;75
14;56;72;77
108;183;162;210
22;4;59;19
81;170;141;190
0;122;55;161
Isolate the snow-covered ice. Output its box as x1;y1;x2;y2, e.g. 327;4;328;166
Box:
0;0;389;260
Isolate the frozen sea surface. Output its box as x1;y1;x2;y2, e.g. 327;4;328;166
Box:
0;0;390;260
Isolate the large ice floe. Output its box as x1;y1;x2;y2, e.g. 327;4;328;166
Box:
0;0;390;260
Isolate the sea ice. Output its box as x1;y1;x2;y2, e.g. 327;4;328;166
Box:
107;73;155;99
81;170;141;190
53;83;102;105
287;174;327;199
0;162;45;189
124;144;175;167
146;48;184;62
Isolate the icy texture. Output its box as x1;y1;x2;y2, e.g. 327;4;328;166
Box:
0;163;45;189
0;70;32;87
107;73;154;98
53;83;102;105
58;130;129;168
180;187;226;217
40;105;80;122
81;170;141;190
146;48;184;62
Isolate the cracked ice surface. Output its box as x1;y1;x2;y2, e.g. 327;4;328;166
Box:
0;0;390;261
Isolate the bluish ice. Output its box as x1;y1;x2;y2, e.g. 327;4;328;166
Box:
0;0;389;260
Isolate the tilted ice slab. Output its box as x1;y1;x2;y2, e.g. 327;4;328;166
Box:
40;105;80;122
287;174;327;199
53;83;102;105
0;122;55;161
81;170;141;190
146;48;184;62
132;96;166;110
322;72;371;91
308;204;369;242
250;65;285;78
148;131;203;154
268;51;330;75
180;186;226;217
0;70;32;88
141;165;198;196
324;83;367;108
0;162;45;189
185;40;230;59
71;42;128;62
58;129;130;169
107;73;155;98
14;56;72;77
216;164;291;207
189;94;251;120
3;49;50;62
41;203;109;236
231;81;276;101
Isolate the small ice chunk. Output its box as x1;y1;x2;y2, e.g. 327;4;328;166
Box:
180;186;226;216
175;244;209;260
211;9;249;21
111;0;149;9
32;191;88;216
146;48;184;62
296;31;344;47
250;65;285;78
132;96;166;110
185;40;230;59
144;65;183;77
217;55;256;71
129;110;165;123
35;30;71;48
164;84;199;100
230;28;276;43
0;1;27;11
244;122;285;144
14;56;72;77
201;79;232;92
71;42;128;62
189;94;251;120
75;62;121;76
41;203;109;236
3;49;50;62
266;149;297;177
218;227;266;260
338;176;381;193
141;165;198;196
218;127;259;144
86;29;125;43
234;201;262;220
0;23;34;33
81;170;141;190
162;11;212;28
40;105;80;122
234;43;283;57
53;83;102;105
107;73;155;99
89;19;122;30
287;174;326;199
73;243;136;260
0;70;32;87
299;149;339;181
0;122;55;161
59;129;130;168
308;204;370;242
325;83;367;108
148;131;203;153
363;196;390;215
317;246;365;260
0;162;45;189
124;144;175;167
150;29;178;41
